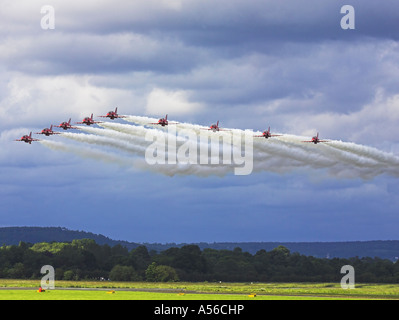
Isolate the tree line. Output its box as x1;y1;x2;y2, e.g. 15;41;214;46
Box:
0;239;398;283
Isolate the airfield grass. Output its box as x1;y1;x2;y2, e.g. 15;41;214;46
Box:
0;280;398;300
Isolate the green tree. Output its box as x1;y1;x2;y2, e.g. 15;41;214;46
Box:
109;265;141;281
63;270;75;280
145;262;179;282
130;245;151;271
174;245;207;273
7;262;25;278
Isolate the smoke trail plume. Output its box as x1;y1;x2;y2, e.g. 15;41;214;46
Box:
39;115;399;179
39;140;134;168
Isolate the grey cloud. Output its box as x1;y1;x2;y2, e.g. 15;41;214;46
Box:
0;32;210;75
54;0;399;46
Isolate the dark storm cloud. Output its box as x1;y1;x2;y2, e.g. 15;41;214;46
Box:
52;0;399;43
2;0;399;145
0;32;209;75
2;0;399;77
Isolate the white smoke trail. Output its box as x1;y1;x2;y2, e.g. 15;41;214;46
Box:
39;140;134;168
98;121;187;145
328;140;399;167
99;121;241;166
78;125;150;148
44;116;399;179
124;115;161;127
62;125;238;176
123;117;369;175
61;132;146;156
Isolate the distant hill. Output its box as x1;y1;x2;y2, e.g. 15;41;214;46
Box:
196;241;399;261
0;227;140;250
0;226;398;261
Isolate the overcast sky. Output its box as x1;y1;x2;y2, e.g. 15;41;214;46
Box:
1;0;399;244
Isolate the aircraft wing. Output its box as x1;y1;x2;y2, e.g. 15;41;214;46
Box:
35;132;59;135
109;115;127;118
148;122;178;125
76;121;102;124
60;125;78;129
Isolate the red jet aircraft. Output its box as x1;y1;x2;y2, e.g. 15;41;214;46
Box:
76;114;102;126
149;114;178;127
302;133;329;144
15;132;39;144
36;125;61;136
254;127;282;139
98;107;126;120
55;118;78;130
202;121;229;132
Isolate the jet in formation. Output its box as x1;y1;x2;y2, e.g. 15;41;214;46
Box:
98;107;126;120
54;118;78;130
254;127;282;139
15;132;40;144
15;108;122;144
36;125;61;136
302;133;329;144
14;109;332;147
202;120;230;132
149;114;178;127
76;114;102;126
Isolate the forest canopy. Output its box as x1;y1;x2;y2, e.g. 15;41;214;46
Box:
0;239;398;283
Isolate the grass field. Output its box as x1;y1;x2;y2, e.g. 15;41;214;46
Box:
0;280;398;300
